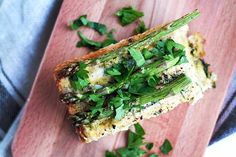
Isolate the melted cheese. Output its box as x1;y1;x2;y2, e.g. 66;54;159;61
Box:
86;65;110;85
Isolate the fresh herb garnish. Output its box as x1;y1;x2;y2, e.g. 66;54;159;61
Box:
135;20;147;34
69;15;108;35
105;151;117;157
77;31;102;49
128;48;145;67
147;75;160;87
77;31;117;50
106;68;121;76
70;15;117;50
102;30;118;47
69;15;88;30
105;123;174;157
109;90;131;120
87;21;108;35
159;139;173;155
149;153;158;157
116;6;144;26
142;48;154;59
106;123;149;157
145;143;154;150
69;62;89;90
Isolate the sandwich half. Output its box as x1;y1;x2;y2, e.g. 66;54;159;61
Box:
54;10;216;143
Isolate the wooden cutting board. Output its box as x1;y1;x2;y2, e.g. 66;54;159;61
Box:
12;0;236;157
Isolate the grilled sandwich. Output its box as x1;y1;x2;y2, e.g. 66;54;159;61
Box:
54;10;216;143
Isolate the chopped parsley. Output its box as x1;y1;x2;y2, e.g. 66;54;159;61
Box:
159;139;173;155
145;143;154;150
134;123;145;136
116;6;144;26
102;30;118;47
105;151;117;157
87;21;108;35
69;62;89;90
142;48;154;59
110;90;131;120
77;31;102;49
105;123;148;157
77;31;117;50
69;15;107;35
70;15;117;50
106;68;121;76
147;75;160;87
135;20;147;34
128;48;145;67
105;123;173;157
149;153;158;157
69;15;88;30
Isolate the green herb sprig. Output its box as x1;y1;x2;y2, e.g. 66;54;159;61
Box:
116;6;144;26
69;15;117;50
105;123;173;157
135;20;147;34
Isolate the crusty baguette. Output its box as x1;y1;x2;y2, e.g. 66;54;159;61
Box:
54;10;216;143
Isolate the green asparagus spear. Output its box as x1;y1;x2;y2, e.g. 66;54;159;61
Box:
98;10;200;63
98;55;181;95
138;74;191;105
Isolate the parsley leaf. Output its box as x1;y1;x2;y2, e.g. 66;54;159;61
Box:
160;139;173;155
149;153;158;157
117;147;146;157
70;77;89;90
128;76;156;95
147;75;160;87
70;15;116;50
128;48;145;67
87;21;108;35
69;15;107;35
69;15;88;30
145;143;154;150
77;31;117;50
134;123;145;136
106;68;121;76
102;30;117;47
89;94;104;106
105;151;117;157
128;131;144;148
110;91;131;120
77;31;102;49
143;48;154;59
115;104;125;120
102;38;117;48
105;124;173;157
135;20;147;34
69;62;89;90
116;6;144;26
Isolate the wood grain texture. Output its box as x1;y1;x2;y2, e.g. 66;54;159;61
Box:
12;0;236;157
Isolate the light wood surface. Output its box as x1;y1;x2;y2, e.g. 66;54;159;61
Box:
12;0;236;157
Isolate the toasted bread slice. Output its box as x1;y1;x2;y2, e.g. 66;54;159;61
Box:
54;10;216;143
